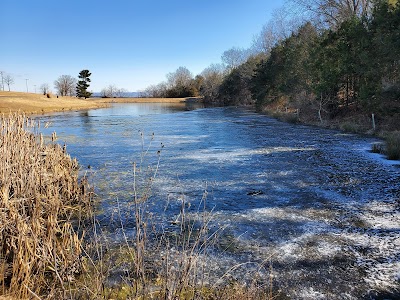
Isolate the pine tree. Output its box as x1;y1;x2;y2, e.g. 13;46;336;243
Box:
76;69;92;98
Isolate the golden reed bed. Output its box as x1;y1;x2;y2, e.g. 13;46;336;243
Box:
0;113;92;298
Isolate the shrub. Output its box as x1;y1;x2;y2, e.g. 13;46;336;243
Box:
385;131;400;160
340;121;362;133
371;142;385;154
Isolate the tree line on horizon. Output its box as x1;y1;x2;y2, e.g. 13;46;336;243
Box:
51;70;92;98
2;0;398;120
145;0;399;126
0;70;129;99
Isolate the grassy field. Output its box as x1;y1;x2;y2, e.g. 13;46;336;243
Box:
0;91;109;114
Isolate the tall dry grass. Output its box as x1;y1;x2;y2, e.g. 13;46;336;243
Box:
385;131;400;160
0;113;92;299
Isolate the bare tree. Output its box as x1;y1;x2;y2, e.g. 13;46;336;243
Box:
252;7;303;54
4;74;14;91
288;0;373;28
100;87;109;98
144;82;168;98
166;66;193;88
252;23;281;54
199;63;226;100
39;83;50;95
54;75;77;96
221;47;251;71
115;88;128;98
101;84;118;98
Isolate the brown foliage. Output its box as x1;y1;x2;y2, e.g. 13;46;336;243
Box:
0;113;92;298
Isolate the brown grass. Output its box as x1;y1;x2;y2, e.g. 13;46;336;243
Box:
0;113;92;299
0;91;109;114
385;131;400;160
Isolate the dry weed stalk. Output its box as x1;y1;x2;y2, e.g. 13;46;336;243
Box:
0;113;92;299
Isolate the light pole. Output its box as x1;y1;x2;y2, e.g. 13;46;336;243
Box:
25;79;29;93
0;71;4;91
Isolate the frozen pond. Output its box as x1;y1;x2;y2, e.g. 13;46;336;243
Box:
39;103;400;299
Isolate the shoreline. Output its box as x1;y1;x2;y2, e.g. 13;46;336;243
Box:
0;91;203;114
93;96;202;103
258;105;400;160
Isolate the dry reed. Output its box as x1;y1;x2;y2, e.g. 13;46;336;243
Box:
0;113;92;299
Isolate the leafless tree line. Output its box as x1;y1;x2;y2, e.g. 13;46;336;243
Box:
289;0;373;28
54;75;77;96
100;84;128;98
0;71;15;91
0;71;74;96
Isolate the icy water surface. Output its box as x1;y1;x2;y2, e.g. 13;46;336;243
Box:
40;104;400;299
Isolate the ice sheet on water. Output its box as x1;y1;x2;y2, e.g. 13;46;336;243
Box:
42;105;400;299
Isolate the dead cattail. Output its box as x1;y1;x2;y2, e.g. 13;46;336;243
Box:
0;113;92;298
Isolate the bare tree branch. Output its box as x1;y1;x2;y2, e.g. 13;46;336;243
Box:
4;74;14;91
288;0;373;28
54;75;77;96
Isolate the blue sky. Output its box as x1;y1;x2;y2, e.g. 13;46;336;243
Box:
1;0;284;93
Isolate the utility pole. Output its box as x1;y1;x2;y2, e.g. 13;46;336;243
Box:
0;71;4;91
25;79;29;93
34;85;36;93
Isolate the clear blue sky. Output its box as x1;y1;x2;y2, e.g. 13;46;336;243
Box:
1;0;284;93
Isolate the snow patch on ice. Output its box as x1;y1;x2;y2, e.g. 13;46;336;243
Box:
359;200;400;230
297;287;327;299
180;146;316;162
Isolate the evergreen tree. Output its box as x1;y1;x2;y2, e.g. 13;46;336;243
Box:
218;54;263;106
76;70;92;98
251;23;318;111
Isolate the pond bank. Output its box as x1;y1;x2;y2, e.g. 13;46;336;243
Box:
0;91;203;114
93;96;203;103
0;91;109;114
259;104;400;160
